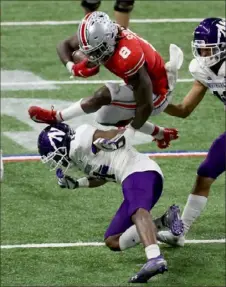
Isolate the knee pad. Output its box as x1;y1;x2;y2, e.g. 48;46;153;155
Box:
114;0;135;13
81;0;101;12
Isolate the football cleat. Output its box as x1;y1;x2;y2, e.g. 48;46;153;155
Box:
154;128;179;149
161;204;184;236
157;231;185;247
128;255;168;283
28;106;59;124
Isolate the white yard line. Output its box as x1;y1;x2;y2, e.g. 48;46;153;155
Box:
1;239;225;249
1;78;193;87
3;152;208;163
1;18;205;27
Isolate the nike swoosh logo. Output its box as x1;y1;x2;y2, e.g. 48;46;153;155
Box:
31;115;45;123
78;70;85;77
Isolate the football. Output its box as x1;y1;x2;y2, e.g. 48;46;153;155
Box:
72;50;98;68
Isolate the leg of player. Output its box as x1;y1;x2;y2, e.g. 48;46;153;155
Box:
105;171;182;283
114;0;135;28
81;0;101;14
157;132;226;246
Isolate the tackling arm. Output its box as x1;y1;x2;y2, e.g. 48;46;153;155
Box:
127;65;153;130
164;80;207;118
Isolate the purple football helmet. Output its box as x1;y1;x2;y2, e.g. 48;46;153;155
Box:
38;123;75;173
192;18;226;67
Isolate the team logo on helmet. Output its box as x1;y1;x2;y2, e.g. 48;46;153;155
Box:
192;18;226;67
38;123;74;174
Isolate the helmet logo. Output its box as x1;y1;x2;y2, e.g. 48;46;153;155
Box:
216;20;226;43
48;128;65;150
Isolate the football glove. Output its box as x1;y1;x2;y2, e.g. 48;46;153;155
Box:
66;59;100;78
56;169;78;189
93;133;126;152
153;127;179;149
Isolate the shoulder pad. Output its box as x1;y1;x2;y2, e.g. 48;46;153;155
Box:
218;61;226;77
189;58;202;75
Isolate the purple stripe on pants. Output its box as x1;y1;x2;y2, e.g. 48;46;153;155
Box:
104;170;163;239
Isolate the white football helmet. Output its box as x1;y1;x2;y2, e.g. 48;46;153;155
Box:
77;11;118;63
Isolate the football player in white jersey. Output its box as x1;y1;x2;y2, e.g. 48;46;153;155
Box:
37;122;184;283
157;17;226;246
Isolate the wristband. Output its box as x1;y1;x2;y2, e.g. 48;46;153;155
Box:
66;61;74;74
77;177;89;188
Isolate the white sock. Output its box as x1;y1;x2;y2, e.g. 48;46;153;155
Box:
145;244;161;260
139;122;163;139
181;194;208;234
57;99;85;121
119;225;140;250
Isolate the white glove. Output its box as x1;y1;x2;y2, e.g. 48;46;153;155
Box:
93;133;126;152
165;44;184;91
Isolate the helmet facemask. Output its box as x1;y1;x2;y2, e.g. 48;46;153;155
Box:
80;41;115;64
41;146;71;174
192;40;226;67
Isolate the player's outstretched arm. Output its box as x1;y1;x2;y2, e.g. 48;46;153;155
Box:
57;169;107;189
127;66;153;130
164;80;207;118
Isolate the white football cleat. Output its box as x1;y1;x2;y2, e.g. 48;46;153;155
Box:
157;230;185;247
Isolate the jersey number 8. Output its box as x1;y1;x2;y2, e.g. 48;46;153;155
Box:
119;46;131;59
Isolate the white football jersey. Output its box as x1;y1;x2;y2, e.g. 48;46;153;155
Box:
189;58;226;105
69;124;163;183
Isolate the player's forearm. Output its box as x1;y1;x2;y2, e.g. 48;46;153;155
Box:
131;102;153;129
128;67;153;130
164;103;190;118
56;40;76;66
131;84;153;129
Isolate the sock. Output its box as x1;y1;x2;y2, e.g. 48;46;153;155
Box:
119;225;140;250
181;194;208;234
139;122;163;139
145;244;161;260
57;99;85;121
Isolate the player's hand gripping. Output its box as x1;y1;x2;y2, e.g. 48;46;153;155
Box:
66;59;99;78
28;106;59;124
93;133;126;152
153;127;179;149
56;169;79;189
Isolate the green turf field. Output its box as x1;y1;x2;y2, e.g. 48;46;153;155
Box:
1;1;225;286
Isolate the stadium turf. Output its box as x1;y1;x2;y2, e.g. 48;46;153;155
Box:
1;1;225;286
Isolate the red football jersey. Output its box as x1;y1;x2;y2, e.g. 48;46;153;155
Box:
104;29;169;97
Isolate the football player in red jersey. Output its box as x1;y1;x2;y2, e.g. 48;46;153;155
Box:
29;11;183;149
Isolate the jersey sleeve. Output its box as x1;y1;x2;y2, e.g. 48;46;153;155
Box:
189;58;208;87
119;39;145;78
72;124;97;153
